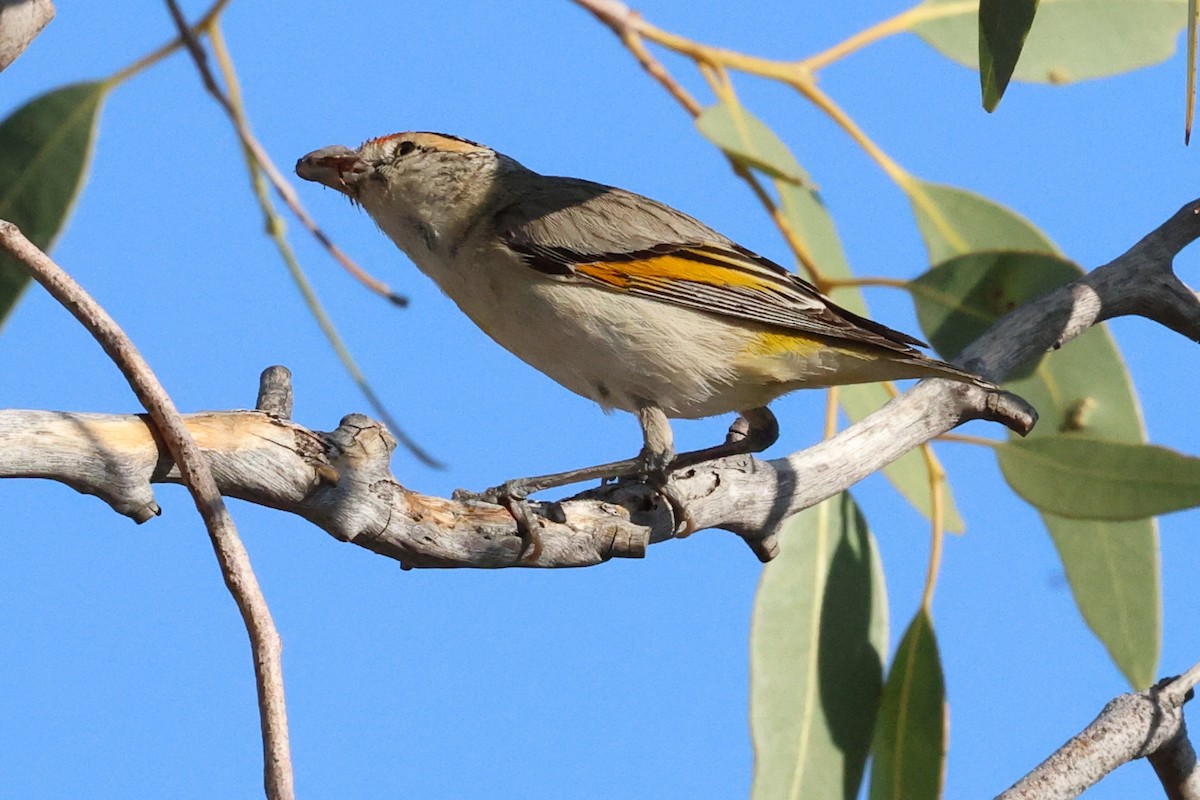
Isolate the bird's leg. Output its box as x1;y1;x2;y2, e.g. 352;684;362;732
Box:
669;406;779;471
452;405;693;544
620;405;693;536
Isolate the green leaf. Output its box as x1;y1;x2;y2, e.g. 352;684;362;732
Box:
0;81;108;327
750;493;887;800
997;437;1200;520
868;609;945;800
911;0;1186;84
779;183;965;531
695;103;811;186
1007;302;1160;686
908;251;1081;367
1044;515;1160;689
906;179;1056;264
906;241;1159;685
979;0;1040;111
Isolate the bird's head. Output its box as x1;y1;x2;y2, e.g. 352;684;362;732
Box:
296;132;516;254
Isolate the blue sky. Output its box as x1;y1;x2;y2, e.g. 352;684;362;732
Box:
2;1;1198;798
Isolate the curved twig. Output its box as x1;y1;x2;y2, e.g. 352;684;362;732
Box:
0;221;295;800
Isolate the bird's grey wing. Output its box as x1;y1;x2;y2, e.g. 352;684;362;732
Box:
493;177;927;353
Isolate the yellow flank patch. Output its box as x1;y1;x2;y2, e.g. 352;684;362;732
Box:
739;331;878;383
744;331;826;359
577;253;765;290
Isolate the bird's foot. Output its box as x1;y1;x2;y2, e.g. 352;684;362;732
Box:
453;480;544;564
612;450;695;537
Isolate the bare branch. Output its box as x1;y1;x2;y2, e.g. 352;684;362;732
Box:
998;664;1200;800
1;200;1198;569
0;0;54;72
0;404;651;569
1148;720;1200;800
996;681;1187;800
0;221;295;800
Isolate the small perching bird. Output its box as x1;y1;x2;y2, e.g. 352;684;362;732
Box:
296;132;994;542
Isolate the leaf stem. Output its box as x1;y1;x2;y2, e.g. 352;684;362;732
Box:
824;386;840;440
822;276;910;290
918;445;946;611
799;5;926;72
936;432;999;448
104;0;232;88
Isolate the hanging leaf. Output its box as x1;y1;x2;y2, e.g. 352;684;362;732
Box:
1188;0;1198;143
910;0;1186;84
906;179;1055;265
979;0;1040;110
0;81;108;327
1044;516;1159;689
997;437;1200;520
868;609;946;800
750;493;887;800
907;247;1160;688
908;250;1079;367
696;102;811;186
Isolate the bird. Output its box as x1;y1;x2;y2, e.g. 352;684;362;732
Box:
296;131;994;548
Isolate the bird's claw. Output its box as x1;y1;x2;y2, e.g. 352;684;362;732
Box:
619;459;695;538
649;474;696;538
452;481;541;563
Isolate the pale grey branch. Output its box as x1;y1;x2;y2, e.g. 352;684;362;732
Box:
0;0;54;72
998;664;1200;800
2;201;1200;569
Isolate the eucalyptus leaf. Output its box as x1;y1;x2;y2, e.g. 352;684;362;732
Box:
997;437;1200;520
911;0;1186;84
908;251;1080;366
907;247;1159;686
979;0;1040;110
751;493;887;800
1044;515;1159;689
868;609;945;800
696;103;810;186
906;179;1055;265
0;81;108;327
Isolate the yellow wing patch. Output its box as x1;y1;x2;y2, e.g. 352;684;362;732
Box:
574;251;767;291
743;331;826;359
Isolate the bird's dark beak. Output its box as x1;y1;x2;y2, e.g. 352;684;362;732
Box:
295;145;369;198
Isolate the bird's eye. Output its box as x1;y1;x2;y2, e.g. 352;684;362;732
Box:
396;141;417;157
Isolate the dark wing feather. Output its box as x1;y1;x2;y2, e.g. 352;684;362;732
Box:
493;177;927;354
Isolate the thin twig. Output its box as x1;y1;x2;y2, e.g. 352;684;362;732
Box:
0;220;295;800
918;445;945;610
600;12;822;280
163;0;441;468
822;275;910;290
935;431;999;448
160;1;403;306
103;0;231;87
204;20;442;468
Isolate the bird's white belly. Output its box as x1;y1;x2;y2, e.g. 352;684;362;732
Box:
420;252;780;418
